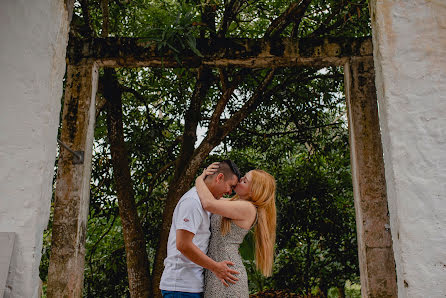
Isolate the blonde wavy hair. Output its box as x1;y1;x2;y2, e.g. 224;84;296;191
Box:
220;169;277;276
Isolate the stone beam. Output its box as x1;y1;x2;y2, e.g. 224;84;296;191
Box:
67;36;372;68
47;63;98;297
344;57;397;297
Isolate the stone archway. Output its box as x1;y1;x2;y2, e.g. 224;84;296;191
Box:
46;36;397;297
3;1;446;297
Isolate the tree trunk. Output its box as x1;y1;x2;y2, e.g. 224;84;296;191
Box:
338;286;346;298
151;67;214;297
150;67;276;297
104;68;152;297
152;172;198;297
151;142;220;298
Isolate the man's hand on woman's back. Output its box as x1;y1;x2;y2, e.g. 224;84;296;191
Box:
210;260;239;287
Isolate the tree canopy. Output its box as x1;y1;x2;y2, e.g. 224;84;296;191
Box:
41;0;371;297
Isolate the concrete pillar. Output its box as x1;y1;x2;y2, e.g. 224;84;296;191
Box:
344;57;397;297
0;1;72;297
370;1;446;296
47;62;98;297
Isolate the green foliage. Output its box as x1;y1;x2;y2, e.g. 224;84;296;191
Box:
141;3;203;61
83;215;129;296
272;152;359;294
40;0;373;296
223;105;359;295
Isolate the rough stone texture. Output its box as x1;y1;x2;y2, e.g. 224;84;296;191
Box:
67;36;372;68
370;0;446;296
0;1;71;297
46;63;98;297
345;57;397;297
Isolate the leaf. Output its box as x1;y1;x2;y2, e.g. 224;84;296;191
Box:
167;43;180;53
239;230;255;261
185;36;203;57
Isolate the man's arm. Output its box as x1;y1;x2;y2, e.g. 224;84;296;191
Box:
176;229;239;287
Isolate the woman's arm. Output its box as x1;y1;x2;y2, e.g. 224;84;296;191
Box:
195;163;256;220
195;163;220;211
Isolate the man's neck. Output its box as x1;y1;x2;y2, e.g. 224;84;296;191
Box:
204;178;217;199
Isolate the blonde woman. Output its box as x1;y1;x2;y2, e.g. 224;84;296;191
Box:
195;162;277;297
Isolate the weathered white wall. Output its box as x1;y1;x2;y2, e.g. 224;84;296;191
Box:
0;0;71;297
370;0;446;296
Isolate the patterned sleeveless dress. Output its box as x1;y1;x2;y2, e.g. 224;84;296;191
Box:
204;213;256;298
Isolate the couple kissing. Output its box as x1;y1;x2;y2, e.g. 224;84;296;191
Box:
160;160;276;298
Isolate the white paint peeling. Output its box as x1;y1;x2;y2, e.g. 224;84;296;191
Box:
370;0;446;296
0;0;70;297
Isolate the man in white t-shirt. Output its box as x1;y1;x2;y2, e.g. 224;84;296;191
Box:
160;160;241;297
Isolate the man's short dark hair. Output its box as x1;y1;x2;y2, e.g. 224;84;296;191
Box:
213;160;241;181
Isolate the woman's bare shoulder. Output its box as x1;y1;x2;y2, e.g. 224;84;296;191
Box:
237;200;257;212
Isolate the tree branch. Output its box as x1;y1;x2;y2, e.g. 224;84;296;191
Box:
120;85;147;104
264;0;312;40
221;69;275;133
218;68;229;92
98;75;148;113
101;0;110;37
171;66;214;182
95;95;107;119
218;0;243;38
306;1;362;38
186;69;276;177
207;68;250;138
202;0;217;38
238;122;342;137
88;213;117;267
195;69;275;154
136;158;177;207
80;0;94;37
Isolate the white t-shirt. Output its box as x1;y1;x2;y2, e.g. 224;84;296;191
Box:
159;187;211;293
